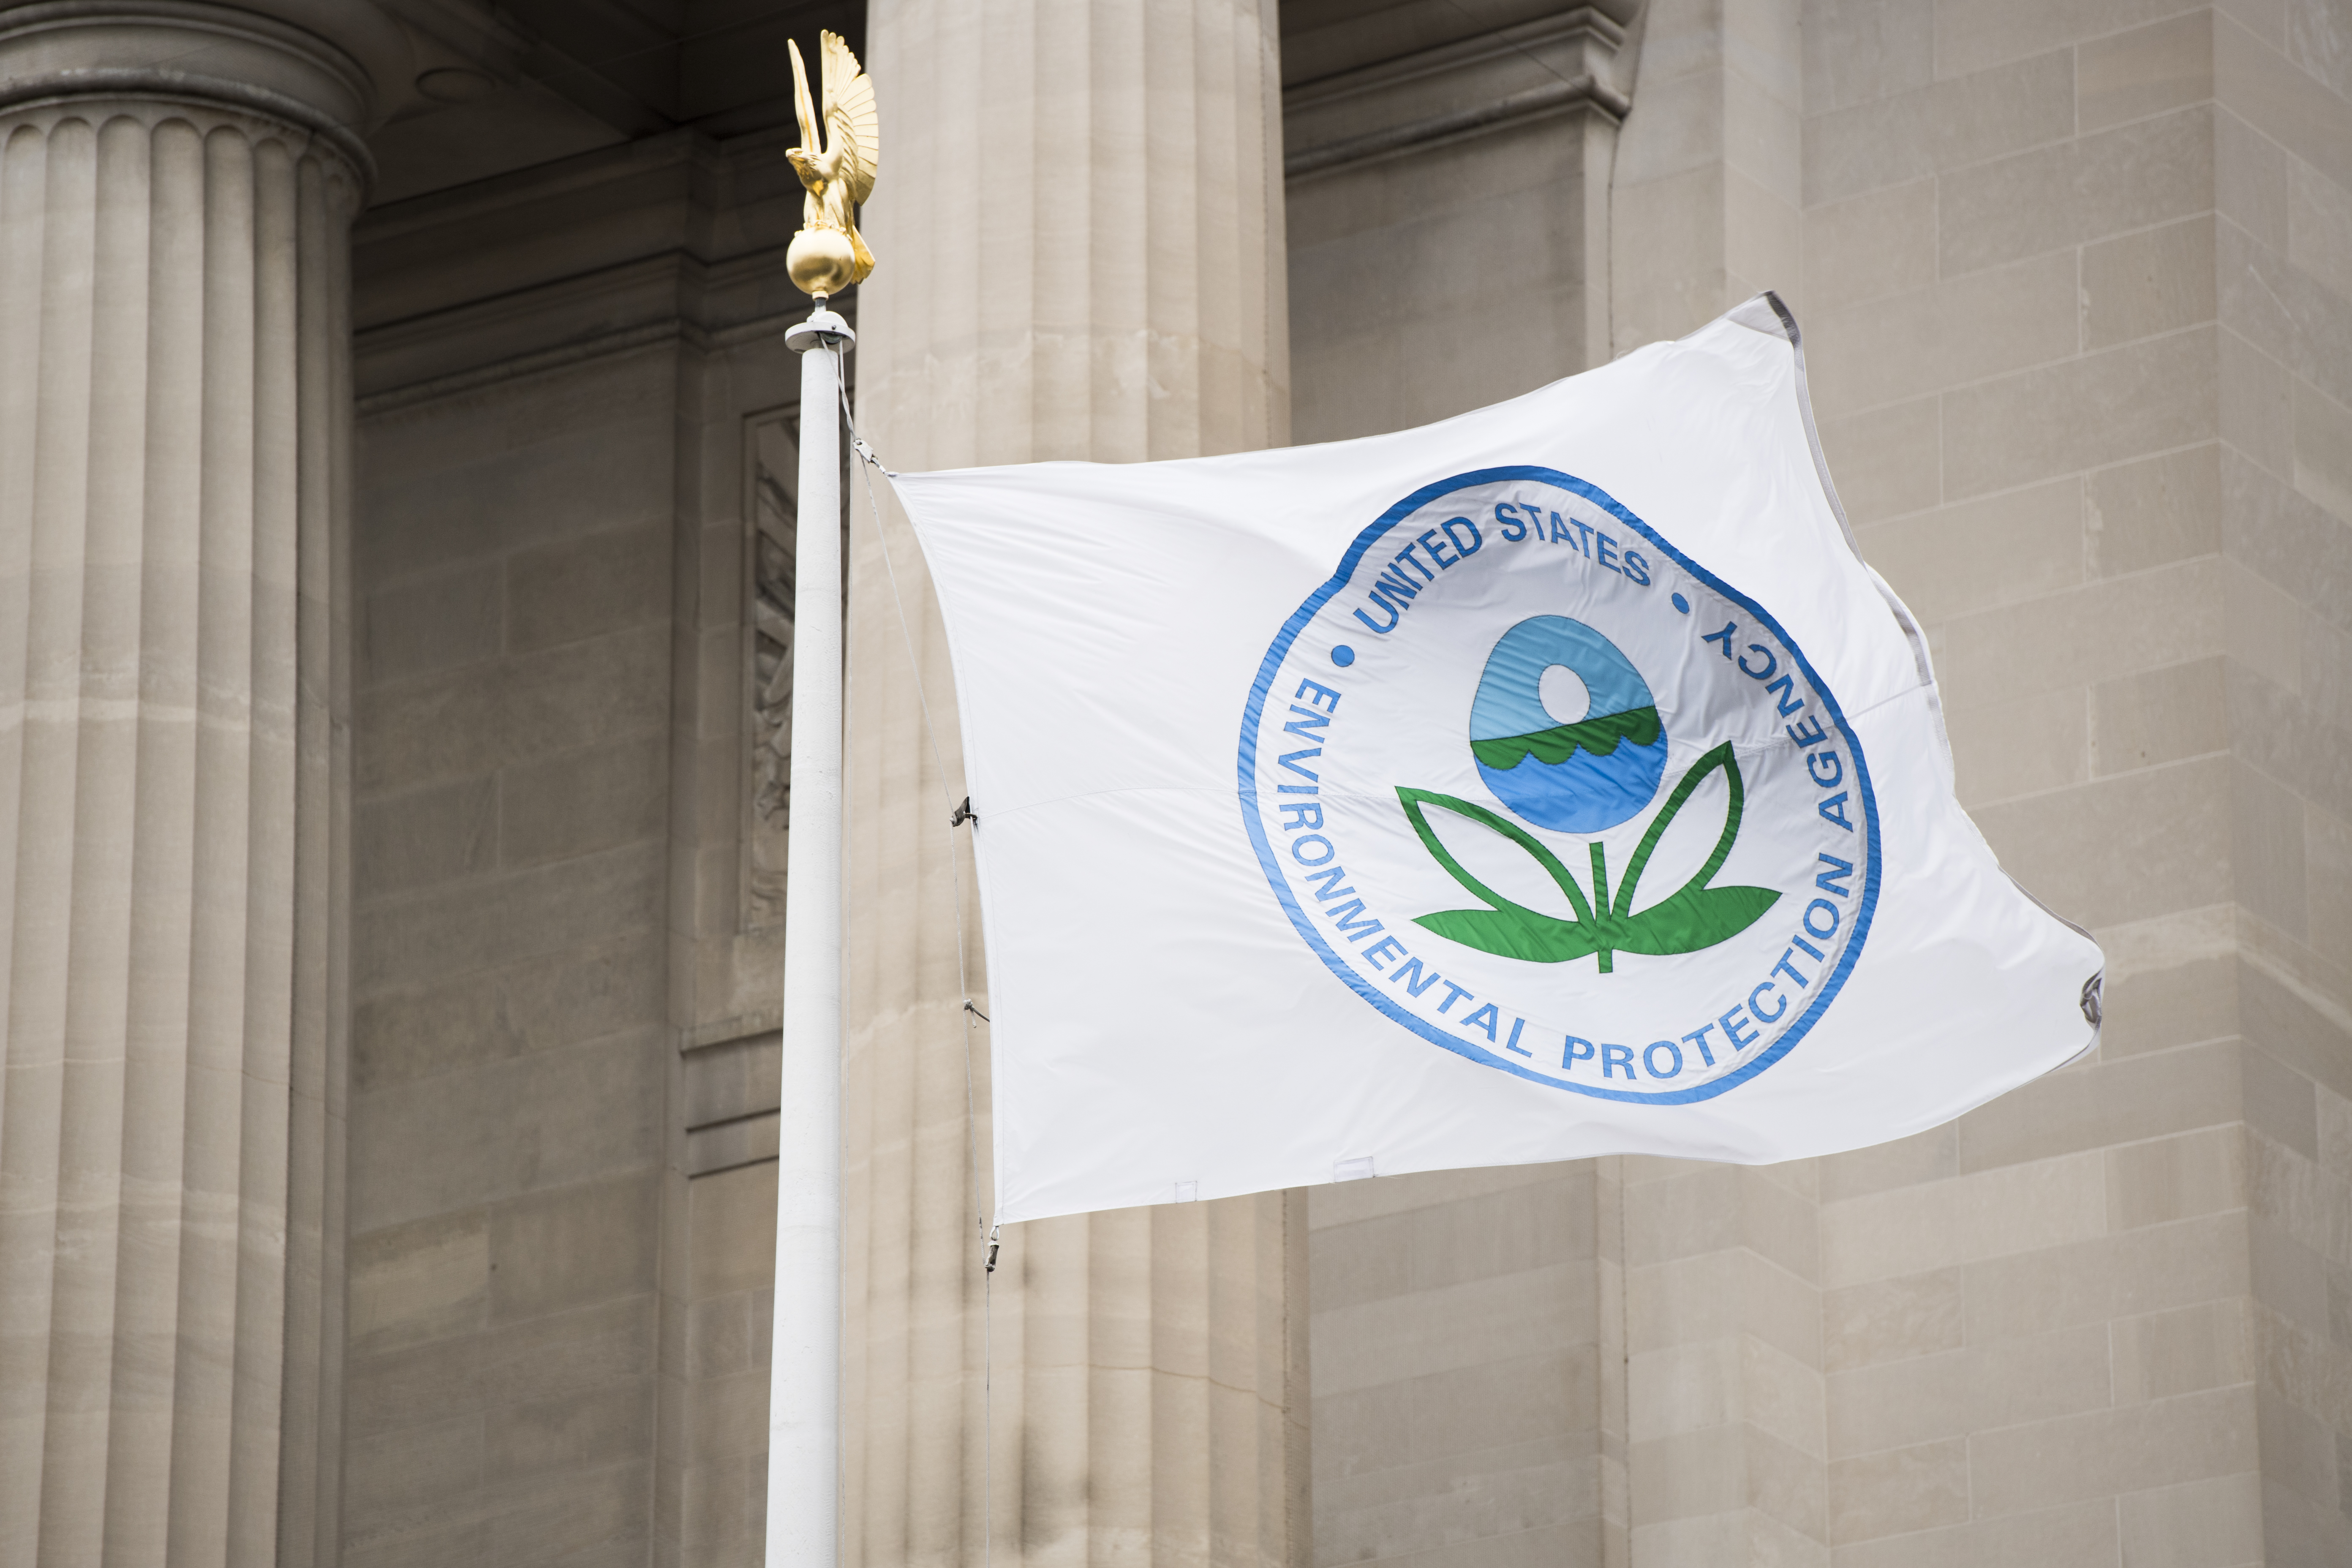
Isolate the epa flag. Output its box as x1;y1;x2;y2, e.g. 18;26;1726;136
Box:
893;295;2104;1225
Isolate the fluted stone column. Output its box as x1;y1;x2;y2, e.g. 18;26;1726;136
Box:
0;6;377;1563
845;4;1304;1567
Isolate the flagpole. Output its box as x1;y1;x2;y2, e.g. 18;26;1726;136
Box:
768;298;852;1568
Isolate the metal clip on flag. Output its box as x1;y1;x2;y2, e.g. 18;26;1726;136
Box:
891;293;2104;1225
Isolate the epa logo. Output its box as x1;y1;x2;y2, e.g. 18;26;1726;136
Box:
1239;467;1882;1104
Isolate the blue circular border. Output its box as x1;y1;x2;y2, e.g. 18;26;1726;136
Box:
1236;466;1884;1105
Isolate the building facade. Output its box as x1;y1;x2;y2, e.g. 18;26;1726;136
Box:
0;2;2346;1566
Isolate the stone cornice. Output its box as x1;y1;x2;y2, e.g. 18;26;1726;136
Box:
351;131;733;329
353;253;807;415
349;130;823;409
1284;6;1633;181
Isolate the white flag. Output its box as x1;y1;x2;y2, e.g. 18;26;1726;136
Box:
893;295;2103;1224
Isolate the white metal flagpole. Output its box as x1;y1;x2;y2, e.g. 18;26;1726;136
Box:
766;300;852;1568
769;28;878;1562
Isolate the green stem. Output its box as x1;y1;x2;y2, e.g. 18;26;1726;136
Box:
1589;842;1614;973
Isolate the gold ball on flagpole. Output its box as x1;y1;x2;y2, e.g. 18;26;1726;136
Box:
788;228;859;297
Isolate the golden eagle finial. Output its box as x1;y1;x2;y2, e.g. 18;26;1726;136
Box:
784;32;879;297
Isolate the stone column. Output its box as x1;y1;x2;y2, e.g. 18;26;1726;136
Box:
1588;8;1835;1563
1609;0;1805;353
844;4;1304;1566
0;6;375;1563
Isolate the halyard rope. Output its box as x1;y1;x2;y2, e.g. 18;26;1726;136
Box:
835;368;1000;1568
834;374;986;1244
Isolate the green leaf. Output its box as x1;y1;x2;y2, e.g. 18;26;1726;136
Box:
1609;740;1780;956
1470;705;1660;770
1612;740;1741;920
1613;882;1780;956
1396;788;1596;928
1396;788;1607;964
1396;744;1783;971
1414;907;1602;963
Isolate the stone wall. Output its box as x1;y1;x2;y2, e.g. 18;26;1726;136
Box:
2205;5;2352;1557
307;5;2352;1565
1294;3;2352;1567
1282;0;1638;441
1309;1162;1614;1568
339;130;809;1568
1798;3;2349;1560
346;336;674;1568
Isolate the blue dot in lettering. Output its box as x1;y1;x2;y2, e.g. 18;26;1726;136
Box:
1331;645;1356;667
1671;592;1690;614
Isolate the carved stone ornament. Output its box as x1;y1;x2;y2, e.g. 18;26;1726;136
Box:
749;416;799;927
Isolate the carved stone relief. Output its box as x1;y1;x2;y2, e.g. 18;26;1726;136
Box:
749;414;798;928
